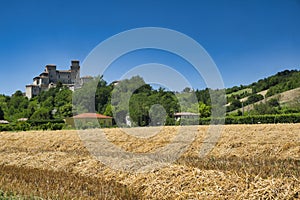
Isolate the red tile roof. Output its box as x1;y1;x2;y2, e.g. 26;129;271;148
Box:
73;113;112;119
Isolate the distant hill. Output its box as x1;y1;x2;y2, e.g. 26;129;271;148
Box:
226;69;300;114
226;69;300;98
230;87;300;114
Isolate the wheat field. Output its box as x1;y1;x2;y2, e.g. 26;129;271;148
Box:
0;124;299;199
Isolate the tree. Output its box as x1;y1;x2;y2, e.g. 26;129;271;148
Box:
42;96;54;110
182;87;191;93
0;95;8;120
6;90;29;121
27;99;39;118
231;99;242;109
195;89;211;105
54;88;72;107
133;84;152;95
248;96;280;115
159;91;179;117
0;106;4;120
30;108;51;120
198;102;211;117
267;98;280;107
111;76;147;126
226;98;242;112
13;90;23;97
95;80;112;114
104;104;113;117
129;93;150;126
73;77;98;113
56;81;63;89
177;92;198;112
149;104;166;126
58;103;73;118
245;94;264;105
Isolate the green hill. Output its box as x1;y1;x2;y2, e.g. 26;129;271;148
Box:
226;69;300;98
226;69;300;115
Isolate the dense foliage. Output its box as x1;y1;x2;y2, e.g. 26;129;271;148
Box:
0;85;73;122
199;113;300;125
253;70;300;95
74;76;212;127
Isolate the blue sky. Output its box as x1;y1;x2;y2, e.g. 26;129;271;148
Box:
0;0;299;95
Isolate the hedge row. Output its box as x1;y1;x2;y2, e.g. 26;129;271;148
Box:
199;113;300;125
0;120;66;132
27;119;65;126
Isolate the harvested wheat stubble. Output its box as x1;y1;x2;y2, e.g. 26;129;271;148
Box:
0;124;299;199
0;164;138;200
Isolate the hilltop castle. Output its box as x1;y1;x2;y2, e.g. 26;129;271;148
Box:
26;60;92;98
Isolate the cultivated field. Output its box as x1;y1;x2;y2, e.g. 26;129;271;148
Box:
0;124;299;199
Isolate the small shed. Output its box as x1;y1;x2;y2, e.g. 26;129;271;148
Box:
66;113;113;128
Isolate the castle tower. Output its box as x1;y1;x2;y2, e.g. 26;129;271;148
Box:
70;60;80;84
45;64;57;83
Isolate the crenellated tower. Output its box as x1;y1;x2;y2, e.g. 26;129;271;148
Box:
70;60;80;84
45;64;57;83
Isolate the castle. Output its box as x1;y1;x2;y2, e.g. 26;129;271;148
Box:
26;60;92;98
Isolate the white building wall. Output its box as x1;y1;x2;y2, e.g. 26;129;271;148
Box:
25;86;32;99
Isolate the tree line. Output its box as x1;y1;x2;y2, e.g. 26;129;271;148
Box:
73;76;213;126
1;69;300;129
0;76;212;126
0;83;72;122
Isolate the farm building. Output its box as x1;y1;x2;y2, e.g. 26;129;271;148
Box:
17;118;28;122
174;112;199;125
0;120;9;124
66;113;113;128
174;112;199;121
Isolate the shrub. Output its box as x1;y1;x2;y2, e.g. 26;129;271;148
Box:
50;123;65;130
224;113;300;124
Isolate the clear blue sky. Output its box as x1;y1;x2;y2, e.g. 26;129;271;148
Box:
0;0;299;95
